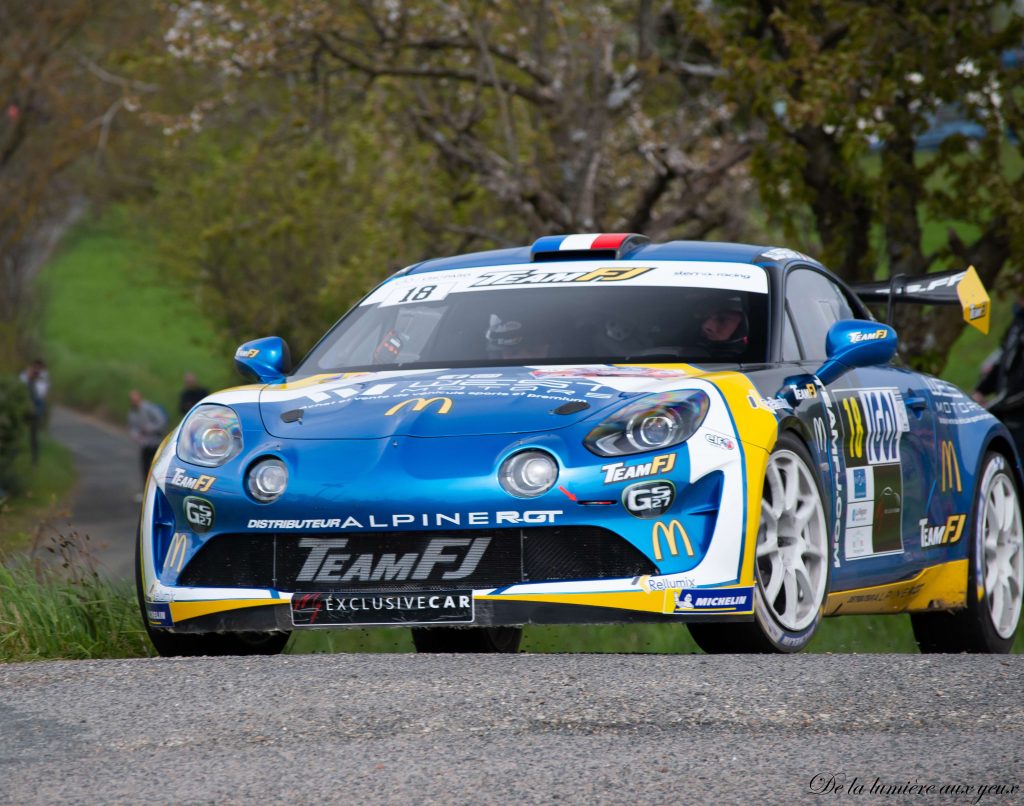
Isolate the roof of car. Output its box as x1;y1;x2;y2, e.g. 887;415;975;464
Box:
404;239;797;276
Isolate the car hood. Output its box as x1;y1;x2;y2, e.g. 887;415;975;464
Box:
257;365;698;439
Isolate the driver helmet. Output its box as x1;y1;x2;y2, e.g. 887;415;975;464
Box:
485;314;550;359
696;294;749;359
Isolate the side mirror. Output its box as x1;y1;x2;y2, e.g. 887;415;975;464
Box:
234;337;292;384
815;320;897;386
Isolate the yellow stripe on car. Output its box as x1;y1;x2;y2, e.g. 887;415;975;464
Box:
169;598;286;623
824;559;968;615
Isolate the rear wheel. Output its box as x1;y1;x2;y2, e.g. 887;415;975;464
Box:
411;626;522;653
911;451;1023;653
135;530;290;657
689;432;830;653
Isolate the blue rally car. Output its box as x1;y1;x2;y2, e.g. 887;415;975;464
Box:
137;233;1024;655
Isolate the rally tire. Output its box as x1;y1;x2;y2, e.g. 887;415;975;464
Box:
689;431;831;653
911;451;1023;654
411;626;522;653
135;530;290;657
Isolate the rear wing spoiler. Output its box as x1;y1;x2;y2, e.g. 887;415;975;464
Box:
851;266;991;334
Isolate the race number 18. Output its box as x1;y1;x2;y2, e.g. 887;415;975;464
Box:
382;282;452;307
399;285;437;302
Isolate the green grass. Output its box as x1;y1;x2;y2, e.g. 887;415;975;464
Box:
40;210;234;421
0;436;76;555
0;564;152;662
284;611;1022;654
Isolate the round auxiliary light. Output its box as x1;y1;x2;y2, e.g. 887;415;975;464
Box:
247;458;289;503
499;450;558;498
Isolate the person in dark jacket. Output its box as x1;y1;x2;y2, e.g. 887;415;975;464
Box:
178;371;209;416
19;358;49;464
973;292;1024;456
129;390;168;490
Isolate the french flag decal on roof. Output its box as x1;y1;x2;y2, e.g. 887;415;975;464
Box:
530;232;650;261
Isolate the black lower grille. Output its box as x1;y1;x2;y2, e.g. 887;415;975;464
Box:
178;527;656;591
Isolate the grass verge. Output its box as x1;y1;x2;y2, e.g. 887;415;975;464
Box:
285;611;1024;655
0;564;151;662
0;436;76;555
40;210;234;421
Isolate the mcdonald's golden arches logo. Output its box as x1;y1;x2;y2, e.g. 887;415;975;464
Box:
165;532;189;573
940;440;962;493
385;397;454;417
652;520;694;561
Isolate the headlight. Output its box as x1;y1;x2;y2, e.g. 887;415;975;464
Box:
247;458;288;503
584;390;710;457
499;450;559;498
178;404;243;467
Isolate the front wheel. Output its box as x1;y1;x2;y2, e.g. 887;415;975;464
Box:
689;432;830;653
411;626;522;653
135;530;290;657
911;451;1023;653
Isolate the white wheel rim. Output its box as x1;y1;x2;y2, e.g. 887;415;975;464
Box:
981;471;1024;639
757;449;828;632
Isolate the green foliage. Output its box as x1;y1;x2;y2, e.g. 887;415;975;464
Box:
0;437;76;555
0;564;152;662
702;1;1024;371
708;1;1023;274
154;1;750;240
0;374;32;495
140;116;497;356
40;210;234;419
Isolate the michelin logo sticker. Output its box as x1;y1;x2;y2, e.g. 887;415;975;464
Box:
670;587;754;614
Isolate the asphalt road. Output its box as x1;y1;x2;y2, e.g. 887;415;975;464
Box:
47;405;140;578
1;654;1021;805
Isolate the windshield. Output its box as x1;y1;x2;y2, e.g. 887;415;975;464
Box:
299;262;769;376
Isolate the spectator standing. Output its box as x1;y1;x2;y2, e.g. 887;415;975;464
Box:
128;390;168;489
19;359;49;464
178;371;209;416
973;292;1024;456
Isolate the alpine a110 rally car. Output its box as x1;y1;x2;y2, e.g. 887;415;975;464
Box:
137;233;1024;655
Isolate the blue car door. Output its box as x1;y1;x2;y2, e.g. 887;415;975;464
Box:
784;267;938;590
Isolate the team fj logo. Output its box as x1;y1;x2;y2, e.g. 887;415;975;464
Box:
169;468;215;493
469;267;652;287
601;452;675;484
182;496;215;533
919;514;967;549
791;383;817;401
849;328;889;343
296;537;490;584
